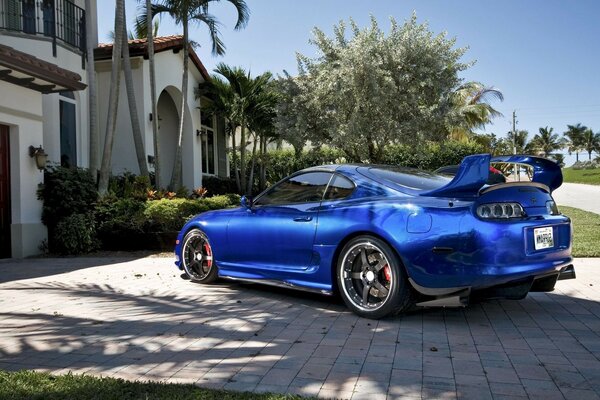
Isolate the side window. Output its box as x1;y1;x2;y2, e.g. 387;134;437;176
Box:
324;174;355;200
255;172;332;206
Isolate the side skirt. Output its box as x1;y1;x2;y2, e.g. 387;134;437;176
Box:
221;275;334;296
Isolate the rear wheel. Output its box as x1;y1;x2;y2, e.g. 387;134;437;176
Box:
337;236;412;319
181;229;218;283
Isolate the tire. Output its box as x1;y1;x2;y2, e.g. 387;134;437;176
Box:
181;229;218;284
337;235;412;319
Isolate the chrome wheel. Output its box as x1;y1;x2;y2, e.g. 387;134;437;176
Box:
182;230;215;282
340;242;393;312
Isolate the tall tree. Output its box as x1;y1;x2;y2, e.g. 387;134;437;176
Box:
85;0;99;181
146;0;161;188
564;123;587;162
581;128;600;161
98;0;125;195
121;6;149;178
506;129;530;153
531;126;563;158
292;14;470;163
447;82;504;141
149;0;249;190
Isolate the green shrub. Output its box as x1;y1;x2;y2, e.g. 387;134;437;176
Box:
144;199;210;232
52;213;97;255
382;141;485;170
38;166;98;254
107;172;151;200
95;198;147;235
38;166;98;229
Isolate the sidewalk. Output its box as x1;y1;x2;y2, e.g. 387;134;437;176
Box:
553;182;600;215
1;256;599;399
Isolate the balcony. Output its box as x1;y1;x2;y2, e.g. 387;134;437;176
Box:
0;0;86;54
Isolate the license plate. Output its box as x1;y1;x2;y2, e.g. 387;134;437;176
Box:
534;227;554;250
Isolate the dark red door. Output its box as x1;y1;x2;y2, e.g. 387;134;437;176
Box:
0;125;10;258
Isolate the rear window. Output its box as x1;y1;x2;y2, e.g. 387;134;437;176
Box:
366;166;451;191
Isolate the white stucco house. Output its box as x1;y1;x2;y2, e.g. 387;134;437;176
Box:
0;0;96;258
94;36;229;190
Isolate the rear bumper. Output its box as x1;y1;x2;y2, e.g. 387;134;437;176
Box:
410;263;575;299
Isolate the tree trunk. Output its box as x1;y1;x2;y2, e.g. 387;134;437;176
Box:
589;151;592;161
239;122;247;194
85;0;98;181
230;122;241;192
576;152;579;162
98;0;125;195
259;133;266;191
147;0;161;188
121;12;149;178
169;19;189;190
247;132;258;196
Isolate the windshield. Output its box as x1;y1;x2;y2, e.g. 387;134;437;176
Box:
359;166;451;192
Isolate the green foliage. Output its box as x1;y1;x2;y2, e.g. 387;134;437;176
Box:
38;166;98;254
38;166;98;229
107;172;151;200
286;14;471;162
52;213;98;255
560;206;600;257
0;369;303;400
381;141;485;170
96;195;239;238
563;166;600;186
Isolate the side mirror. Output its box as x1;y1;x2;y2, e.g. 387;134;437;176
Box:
240;195;253;209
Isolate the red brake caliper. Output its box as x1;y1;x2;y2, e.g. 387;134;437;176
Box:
383;264;391;282
203;243;212;268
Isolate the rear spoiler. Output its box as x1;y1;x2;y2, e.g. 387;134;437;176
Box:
421;154;563;198
490;155;563;192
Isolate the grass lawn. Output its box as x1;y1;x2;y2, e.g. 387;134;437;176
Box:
562;168;600;185
0;370;306;400
559;206;600;257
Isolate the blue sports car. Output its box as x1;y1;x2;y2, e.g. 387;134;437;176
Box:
174;154;574;319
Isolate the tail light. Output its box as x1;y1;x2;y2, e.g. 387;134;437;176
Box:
477;202;524;219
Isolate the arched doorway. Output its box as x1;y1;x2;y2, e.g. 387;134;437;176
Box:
156;86;194;189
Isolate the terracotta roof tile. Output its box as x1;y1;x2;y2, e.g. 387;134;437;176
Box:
95;35;209;81
0;44;86;93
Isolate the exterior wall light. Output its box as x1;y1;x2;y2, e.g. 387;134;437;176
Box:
29;145;48;170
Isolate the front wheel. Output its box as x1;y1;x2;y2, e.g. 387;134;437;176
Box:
337;236;412;319
181;229;218;283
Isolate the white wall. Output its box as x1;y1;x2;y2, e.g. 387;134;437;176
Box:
0;81;46;258
96;49;207;190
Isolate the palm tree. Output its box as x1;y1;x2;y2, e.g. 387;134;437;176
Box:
448;82;504;140
145;0;161;188
197;75;240;189
531;126;563;158
197;64;276;194
506;129;530;153
581;128;600;161
98;0;125;195
148;0;249;190
564;123;586;162
246;74;278;194
85;0;99;181
108;15;159;41
121;6;149;179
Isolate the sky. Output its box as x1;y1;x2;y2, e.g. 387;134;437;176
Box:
97;0;600;166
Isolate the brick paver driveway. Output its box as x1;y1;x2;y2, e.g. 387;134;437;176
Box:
1;256;599;399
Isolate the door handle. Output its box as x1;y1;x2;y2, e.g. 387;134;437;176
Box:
293;216;313;222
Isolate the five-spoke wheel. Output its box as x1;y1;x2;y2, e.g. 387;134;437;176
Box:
337;236;412;319
181;229;218;283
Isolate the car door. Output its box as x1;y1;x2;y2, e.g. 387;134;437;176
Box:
225;171;333;273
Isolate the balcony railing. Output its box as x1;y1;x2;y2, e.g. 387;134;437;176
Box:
0;0;86;54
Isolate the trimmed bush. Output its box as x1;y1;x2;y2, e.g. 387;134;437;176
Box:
202;175;238;196
38;166;98;254
95;195;240;251
52;213;97;255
